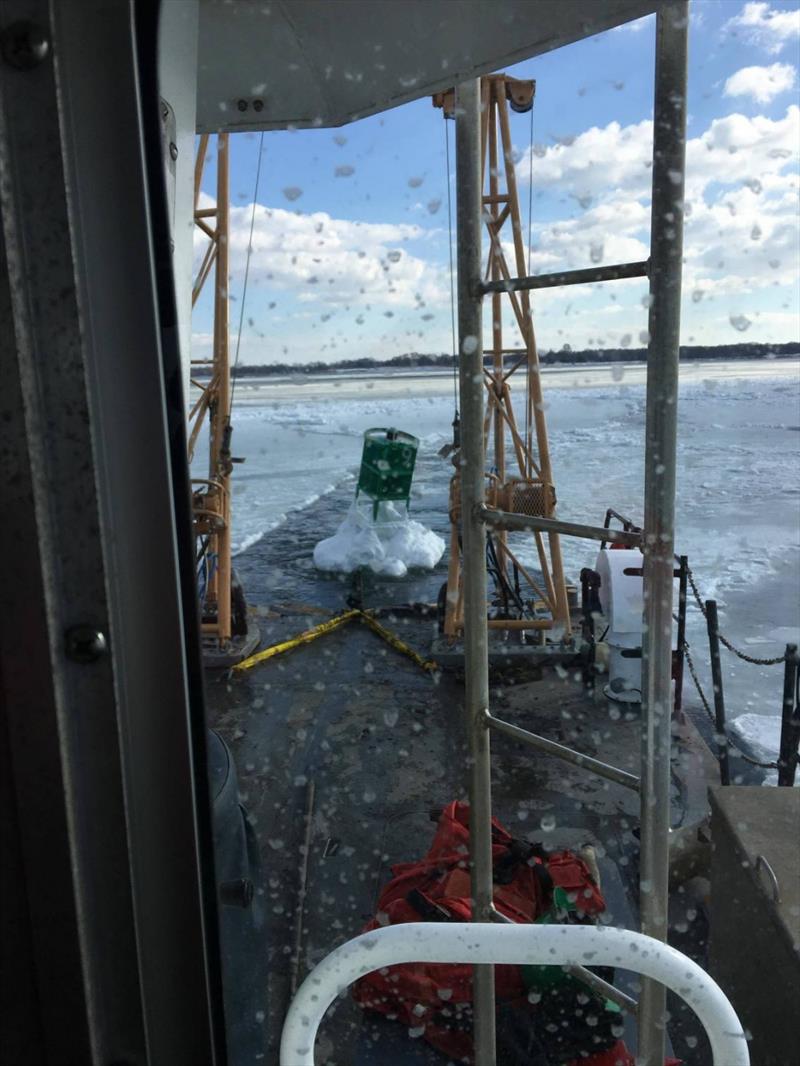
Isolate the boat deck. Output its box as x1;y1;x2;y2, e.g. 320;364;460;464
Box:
209;601;715;1064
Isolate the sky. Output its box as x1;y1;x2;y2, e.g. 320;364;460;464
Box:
191;1;800;366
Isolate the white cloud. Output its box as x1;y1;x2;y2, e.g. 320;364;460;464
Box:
192;101;799;363
191;198;456;363
611;14;653;33
519;106;799;205
724;2;800;54
513;105;799;348
195;197;448;313
724;62;797;104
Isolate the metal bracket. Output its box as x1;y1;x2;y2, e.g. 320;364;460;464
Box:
479;505;643;547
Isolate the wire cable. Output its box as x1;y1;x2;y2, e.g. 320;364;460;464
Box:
445;117;458;413
527;102;534;275
230;131;265;415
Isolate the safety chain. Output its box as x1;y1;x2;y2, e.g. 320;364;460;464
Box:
680;635;779;771
686;568;785;666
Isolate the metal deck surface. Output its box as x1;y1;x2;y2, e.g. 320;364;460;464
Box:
206;489;713;1064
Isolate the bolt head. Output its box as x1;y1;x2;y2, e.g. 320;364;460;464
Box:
1;21;49;70
219;878;254;908
237;98;248;112
65;625;107;664
252;98;264;113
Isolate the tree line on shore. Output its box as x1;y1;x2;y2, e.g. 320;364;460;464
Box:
193;341;799;377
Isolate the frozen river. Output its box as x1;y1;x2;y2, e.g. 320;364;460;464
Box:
192;358;800;769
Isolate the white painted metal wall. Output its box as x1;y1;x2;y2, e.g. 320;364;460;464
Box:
158;0;199;400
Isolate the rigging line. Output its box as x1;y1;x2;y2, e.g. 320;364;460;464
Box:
230;131;266;416
445;117;458;413
527;101;534;276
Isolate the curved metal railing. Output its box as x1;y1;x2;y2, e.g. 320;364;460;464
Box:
280;922;749;1066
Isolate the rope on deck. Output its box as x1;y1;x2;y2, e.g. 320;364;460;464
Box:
233;608;440;677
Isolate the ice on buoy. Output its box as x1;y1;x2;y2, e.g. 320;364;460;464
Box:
313;502;444;577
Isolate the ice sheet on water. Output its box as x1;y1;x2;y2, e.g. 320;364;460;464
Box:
313;502;445;577
732;713;800;788
729;712;781;764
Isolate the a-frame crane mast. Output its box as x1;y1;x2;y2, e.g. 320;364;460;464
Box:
435;75;571;644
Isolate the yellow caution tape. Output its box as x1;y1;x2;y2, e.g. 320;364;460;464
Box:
233;609;360;672
232;606;440;676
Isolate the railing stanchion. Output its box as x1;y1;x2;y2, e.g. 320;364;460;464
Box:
778;643;800;786
706;599;731;785
639;3;689;1062
455;75;496;1065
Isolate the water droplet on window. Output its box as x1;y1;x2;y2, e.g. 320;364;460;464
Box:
387;250;402;264
589;241;603;264
407;176;424;188
282;186;302;202
335;165;355;178
729;313;752;332
427;198;441;215
692;289;704;303
462;335;478;355
540;814;556;832
333;133;347;146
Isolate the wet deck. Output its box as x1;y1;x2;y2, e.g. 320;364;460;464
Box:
207;489;717;1065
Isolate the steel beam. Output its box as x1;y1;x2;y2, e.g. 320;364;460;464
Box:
455;77;496;1065
485;712;640;790
638;4;689;1062
479;259;649;294
479;506;643;546
0;1;224;1060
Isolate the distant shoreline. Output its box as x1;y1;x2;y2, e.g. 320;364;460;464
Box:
195;343;800;377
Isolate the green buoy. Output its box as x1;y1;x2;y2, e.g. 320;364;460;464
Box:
356;427;419;520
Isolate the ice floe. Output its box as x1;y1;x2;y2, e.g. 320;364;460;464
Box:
730;712;799;787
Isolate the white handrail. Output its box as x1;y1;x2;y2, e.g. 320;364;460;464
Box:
280;922;749;1066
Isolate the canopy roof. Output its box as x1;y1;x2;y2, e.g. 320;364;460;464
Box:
196;0;659;131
